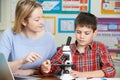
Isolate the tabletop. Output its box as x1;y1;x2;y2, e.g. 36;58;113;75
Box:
40;76;59;80
34;76;120;80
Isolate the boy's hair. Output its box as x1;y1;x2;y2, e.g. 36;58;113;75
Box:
12;0;42;34
75;12;97;32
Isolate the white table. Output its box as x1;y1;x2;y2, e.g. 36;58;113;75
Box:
88;78;120;80
75;78;120;80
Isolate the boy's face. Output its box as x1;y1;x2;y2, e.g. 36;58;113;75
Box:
75;25;97;47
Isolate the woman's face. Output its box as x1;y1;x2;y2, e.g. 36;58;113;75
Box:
23;7;44;33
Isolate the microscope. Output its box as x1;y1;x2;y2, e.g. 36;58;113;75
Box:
59;36;75;80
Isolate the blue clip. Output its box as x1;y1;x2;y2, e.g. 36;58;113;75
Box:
102;78;107;80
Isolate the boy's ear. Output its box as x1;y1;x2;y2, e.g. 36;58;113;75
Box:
93;30;98;37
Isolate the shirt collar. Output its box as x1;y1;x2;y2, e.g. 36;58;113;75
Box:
75;40;93;49
70;40;93;55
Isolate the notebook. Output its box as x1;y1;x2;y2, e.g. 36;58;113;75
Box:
0;53;41;80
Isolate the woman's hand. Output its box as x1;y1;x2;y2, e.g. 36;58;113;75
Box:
13;69;37;76
23;52;42;64
41;60;51;74
9;52;42;74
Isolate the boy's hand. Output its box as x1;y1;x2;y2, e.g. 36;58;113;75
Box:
41;60;51;73
70;70;84;78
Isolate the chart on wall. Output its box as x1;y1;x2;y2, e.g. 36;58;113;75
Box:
37;0;90;14
94;18;120;59
0;0;1;23
101;0;120;14
58;18;75;33
43;16;56;35
10;0;19;22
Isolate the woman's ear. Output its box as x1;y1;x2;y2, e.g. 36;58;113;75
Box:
93;30;98;37
22;20;27;27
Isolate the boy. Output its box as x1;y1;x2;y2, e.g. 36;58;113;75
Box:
40;12;116;78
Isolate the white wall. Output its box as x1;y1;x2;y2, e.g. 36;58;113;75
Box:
0;0;120;46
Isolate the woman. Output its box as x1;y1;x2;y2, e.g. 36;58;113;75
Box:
0;0;56;76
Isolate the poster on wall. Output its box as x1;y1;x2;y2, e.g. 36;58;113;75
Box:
101;0;120;14
37;0;90;14
58;18;75;33
94;18;120;59
0;0;1;23
43;16;56;35
10;0;19;22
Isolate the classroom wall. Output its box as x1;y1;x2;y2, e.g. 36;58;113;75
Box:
0;0;120;46
0;0;120;78
48;0;120;47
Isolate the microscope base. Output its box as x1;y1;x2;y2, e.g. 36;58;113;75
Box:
60;74;75;80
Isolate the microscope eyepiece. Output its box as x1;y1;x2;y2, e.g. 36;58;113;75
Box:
66;36;72;45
